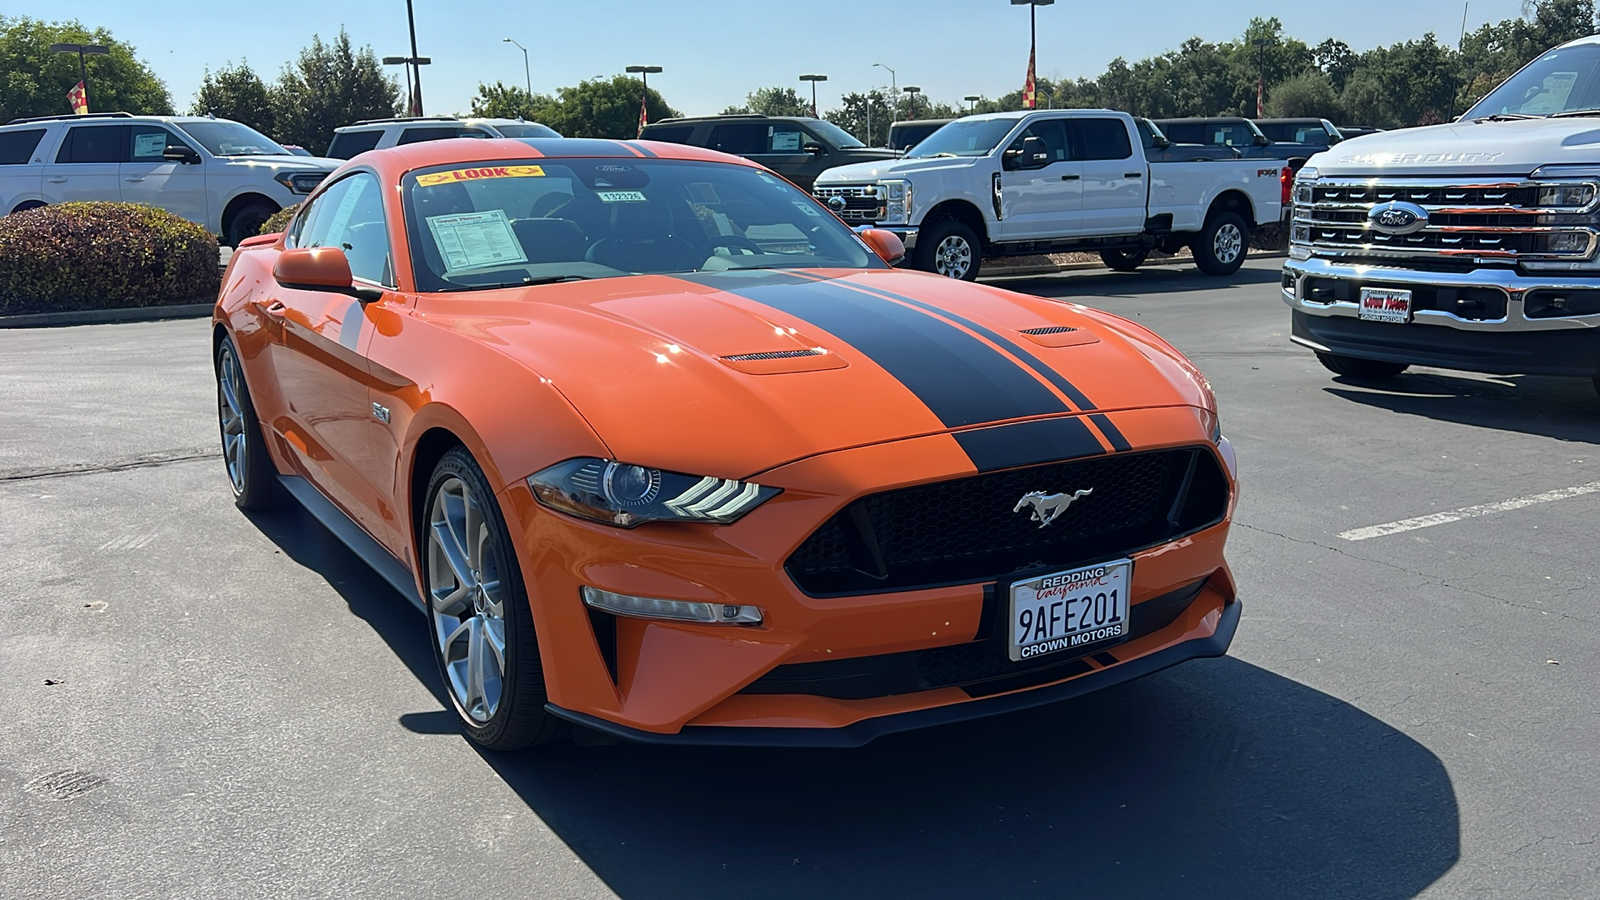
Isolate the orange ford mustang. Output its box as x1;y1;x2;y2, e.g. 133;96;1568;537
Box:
212;137;1240;749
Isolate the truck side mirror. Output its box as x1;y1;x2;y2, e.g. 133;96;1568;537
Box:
1005;135;1049;170
802;141;826;156
163;145;202;165
1254;134;1271;146
1153;135;1171;149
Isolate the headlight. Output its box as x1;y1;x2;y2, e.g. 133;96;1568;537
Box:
1293;166;1318;206
274;171;329;194
881;179;913;225
1537;184;1597;208
528;458;780;528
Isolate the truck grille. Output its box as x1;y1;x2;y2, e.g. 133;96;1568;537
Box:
1293;177;1600;263
813;185;885;223
785;446;1230;597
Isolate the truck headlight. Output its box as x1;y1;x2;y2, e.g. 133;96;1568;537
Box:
1293;166;1318;207
880;180;913;225
1537;184;1597;208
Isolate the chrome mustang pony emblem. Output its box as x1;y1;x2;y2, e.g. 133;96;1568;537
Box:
1013;489;1093;529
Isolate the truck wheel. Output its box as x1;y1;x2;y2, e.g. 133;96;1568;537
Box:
1316;352;1409;381
224;202;278;247
1100;248;1147;272
1193;212;1249;276
915;219;981;281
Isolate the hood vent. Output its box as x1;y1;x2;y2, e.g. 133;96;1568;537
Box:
1021;325;1077;335
722;349;825;362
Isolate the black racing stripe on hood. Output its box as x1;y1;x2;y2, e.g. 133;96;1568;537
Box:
681;273;1070;428
627;142;659;158
955;417;1106;473
836;280;1132;451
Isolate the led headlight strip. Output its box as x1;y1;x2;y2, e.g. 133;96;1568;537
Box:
528;458;779;528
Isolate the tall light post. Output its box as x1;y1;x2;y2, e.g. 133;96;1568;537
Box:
965;94;982;114
502;38;530;96
903;85;922;121
49;42;109;113
626;65;662;136
799;74;827;118
1252;37;1269;118
383;56;431;116
1011;0;1054;109
402;0;425;115
872;62;897;97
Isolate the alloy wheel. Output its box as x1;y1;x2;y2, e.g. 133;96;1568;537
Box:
217;345;248;495
1213;223;1243;265
427;476;509;724
935;235;973;279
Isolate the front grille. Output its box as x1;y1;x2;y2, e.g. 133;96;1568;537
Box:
1295;177;1600;264
813;184;885;223
785;446;1229;596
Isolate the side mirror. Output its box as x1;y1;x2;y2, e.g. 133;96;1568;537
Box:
273;247;384;302
802;141;826;156
1153;135;1172;149
163;145;202;165
1254;134;1271;146
859;228;906;266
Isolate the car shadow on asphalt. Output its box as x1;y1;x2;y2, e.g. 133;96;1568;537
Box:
1325;370;1600;445
248;500;1461;900
987;261;1283;300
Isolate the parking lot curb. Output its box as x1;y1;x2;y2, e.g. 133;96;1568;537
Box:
0;304;214;329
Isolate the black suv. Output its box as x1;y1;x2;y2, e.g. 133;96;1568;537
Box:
1152;117;1326;160
639;114;898;191
1135;117;1240;162
1254;118;1344;151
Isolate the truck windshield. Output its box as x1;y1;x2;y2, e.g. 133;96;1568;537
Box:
807;119;865;149
906;119;1017;158
1465;44;1600;117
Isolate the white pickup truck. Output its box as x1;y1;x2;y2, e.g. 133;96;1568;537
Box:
1284;34;1600;398
812;109;1285;280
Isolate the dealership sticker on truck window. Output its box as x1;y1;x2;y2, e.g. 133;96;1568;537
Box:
597;191;648;203
417;165;545;187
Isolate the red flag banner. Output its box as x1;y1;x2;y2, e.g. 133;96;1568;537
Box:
68;80;88;115
637;90;648;138
1023;49;1037;110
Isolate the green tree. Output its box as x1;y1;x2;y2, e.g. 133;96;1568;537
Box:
724;86;812;117
191;62;274;138
825;89;894;144
544;76;678;139
270;29;400;153
1268;71;1339;118
469;81;558;122
0;16;171;121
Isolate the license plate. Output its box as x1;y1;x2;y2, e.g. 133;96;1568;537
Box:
1359;287;1412;324
1009;560;1132;662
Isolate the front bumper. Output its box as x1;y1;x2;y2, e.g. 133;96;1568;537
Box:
1283;256;1600;375
547;597;1240;748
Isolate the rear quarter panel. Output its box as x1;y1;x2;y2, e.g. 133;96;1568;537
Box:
1146;158;1283;231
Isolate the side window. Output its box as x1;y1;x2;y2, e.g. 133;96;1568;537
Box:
129;125;189;162
1072;119;1133;161
1009;119;1071;162
55;125;129;164
1162;123;1201;143
397;126;491;145
327;130;382;159
0;129;46;164
709;124;768;156
299;173;392;286
641;125;693;144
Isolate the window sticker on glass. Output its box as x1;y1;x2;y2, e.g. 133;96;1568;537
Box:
425;209;529;272
771;131;802;152
597;190;648;203
134;132;168;159
686;183;721;204
792;199;821;217
325;176;369;241
416;165;545;187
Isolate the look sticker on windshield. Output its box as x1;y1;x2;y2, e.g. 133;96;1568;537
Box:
425;209;528;272
417;165;545;187
597;190;648;203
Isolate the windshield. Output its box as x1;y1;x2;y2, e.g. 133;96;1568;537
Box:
906;118;1018;158
175;120;289;157
404;158;879;292
491;123;561;138
1465;44;1600;117
806;119;865;149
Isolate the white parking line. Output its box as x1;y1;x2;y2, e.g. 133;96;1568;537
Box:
1339;481;1600;542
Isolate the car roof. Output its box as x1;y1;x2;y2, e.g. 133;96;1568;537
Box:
345;136;756;178
1256;117;1331;125
4;112;244;127
1153;116;1253;124
646;114;826;125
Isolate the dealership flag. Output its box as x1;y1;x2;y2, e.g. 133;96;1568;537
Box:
68;80;88;115
637;90;649;138
1023;48;1037;109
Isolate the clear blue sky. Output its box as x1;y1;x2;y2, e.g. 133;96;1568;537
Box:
20;0;1531;117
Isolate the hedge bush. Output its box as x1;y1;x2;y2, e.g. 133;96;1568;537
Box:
0;202;220;315
260;203;301;236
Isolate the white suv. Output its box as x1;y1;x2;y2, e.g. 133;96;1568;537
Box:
0;112;338;245
324;116;561;159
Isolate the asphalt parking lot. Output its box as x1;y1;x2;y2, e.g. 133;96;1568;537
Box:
3;257;1597;899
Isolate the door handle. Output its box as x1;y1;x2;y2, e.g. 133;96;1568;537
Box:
1060;174;1080;181
124;176;146;183
252;299;287;318
47;176;67;183
1125;172;1143;178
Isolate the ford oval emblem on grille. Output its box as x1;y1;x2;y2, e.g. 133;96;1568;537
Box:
1368;201;1429;235
826;195;847;212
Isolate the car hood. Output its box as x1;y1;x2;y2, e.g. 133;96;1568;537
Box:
442;269;1206;478
1308;116;1600;177
814;155;982;184
217;154;339;171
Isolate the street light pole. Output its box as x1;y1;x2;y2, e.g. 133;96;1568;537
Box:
49;43;109;112
625;65;663;135
799;74;827;118
1252;37;1269;118
502;38;530;96
903;86;921;120
403;0;425;115
383;55;431;115
964;94;981;114
1011;0;1054;108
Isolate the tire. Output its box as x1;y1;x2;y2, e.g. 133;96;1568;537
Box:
1193;211;1250;276
10;200;45;215
1100;248;1147;272
423;447;565;750
215;337;278;509
1316;352;1410;381
224;202;277;247
914;218;982;281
